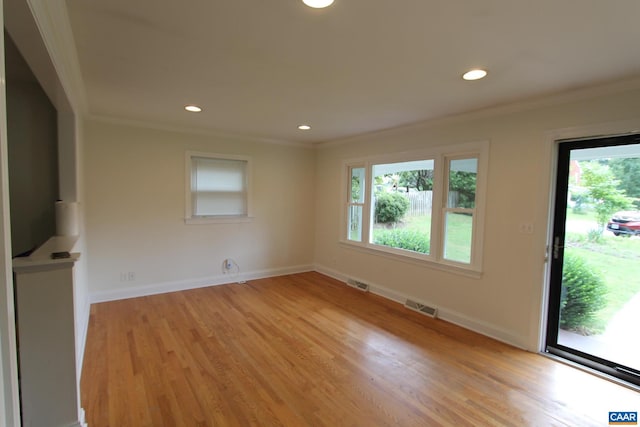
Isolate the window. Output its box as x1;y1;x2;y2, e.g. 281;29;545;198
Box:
348;166;365;241
371;159;434;255
185;152;252;223
443;157;478;264
342;142;487;273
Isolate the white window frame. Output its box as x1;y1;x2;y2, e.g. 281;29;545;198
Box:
441;155;480;265
185;151;253;224
340;141;488;276
347;164;367;242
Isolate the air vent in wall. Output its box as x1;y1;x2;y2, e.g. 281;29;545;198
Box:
346;278;370;292
405;299;438;318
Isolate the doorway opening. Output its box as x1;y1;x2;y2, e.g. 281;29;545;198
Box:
546;133;640;387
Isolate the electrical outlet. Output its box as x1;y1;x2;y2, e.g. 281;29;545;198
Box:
120;272;136;281
225;259;233;270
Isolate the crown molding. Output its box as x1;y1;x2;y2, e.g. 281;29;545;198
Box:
86;114;316;149
318;75;640;150
25;0;87;114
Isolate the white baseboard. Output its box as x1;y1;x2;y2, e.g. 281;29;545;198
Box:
89;264;315;303
314;263;527;350
76;295;90;374
66;407;88;427
88;263;526;349
436;308;527;350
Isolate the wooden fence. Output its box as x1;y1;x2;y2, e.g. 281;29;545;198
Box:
402;191;458;216
405;191;432;216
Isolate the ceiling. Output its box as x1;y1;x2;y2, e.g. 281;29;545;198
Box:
64;0;640;144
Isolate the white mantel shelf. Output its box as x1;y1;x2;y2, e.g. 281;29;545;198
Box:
12;235;80;272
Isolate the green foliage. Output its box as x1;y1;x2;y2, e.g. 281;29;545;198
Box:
581;162;632;230
449;171;477;208
586;228;604;244
373;228;430;254
350;167;365;202
398;170;433;192
570;187;588;214
374;192;409;223
609;158;640;208
351;175;361;202
560;252;607;332
566;241;640;331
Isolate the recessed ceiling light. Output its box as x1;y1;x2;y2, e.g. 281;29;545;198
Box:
185;105;202;112
302;0;334;8
462;69;487;81
298;125;312;130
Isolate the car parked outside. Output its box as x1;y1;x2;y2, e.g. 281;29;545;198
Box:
606;210;640;236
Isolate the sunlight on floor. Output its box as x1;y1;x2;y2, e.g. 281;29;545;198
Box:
549;364;640;418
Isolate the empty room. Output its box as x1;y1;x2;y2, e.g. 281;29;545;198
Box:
1;0;640;426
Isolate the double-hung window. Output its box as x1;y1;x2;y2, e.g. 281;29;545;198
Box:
348;165;366;241
343;142;487;273
185;152;252;223
443;157;478;264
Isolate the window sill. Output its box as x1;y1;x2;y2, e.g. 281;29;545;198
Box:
338;240;482;279
185;216;254;225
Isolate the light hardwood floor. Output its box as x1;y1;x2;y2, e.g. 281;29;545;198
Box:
81;272;639;426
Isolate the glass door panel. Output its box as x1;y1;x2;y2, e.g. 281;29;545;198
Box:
547;134;640;386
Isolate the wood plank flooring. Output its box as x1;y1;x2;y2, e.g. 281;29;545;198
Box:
81;272;639;426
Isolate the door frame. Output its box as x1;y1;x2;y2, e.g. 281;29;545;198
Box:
541;120;640;386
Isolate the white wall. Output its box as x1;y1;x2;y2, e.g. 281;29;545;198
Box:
314;83;640;351
84;119;316;301
65;115;90;422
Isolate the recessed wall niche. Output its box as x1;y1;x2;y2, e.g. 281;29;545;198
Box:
4;31;59;256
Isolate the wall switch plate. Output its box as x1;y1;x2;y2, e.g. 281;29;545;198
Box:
519;223;534;234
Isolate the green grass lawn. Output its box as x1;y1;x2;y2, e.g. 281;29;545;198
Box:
564;205;640;331
565;232;640;332
443;213;473;263
404;214;432;235
565;207;598;224
372;213;473;262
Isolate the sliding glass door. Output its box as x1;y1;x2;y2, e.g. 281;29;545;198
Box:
547;134;640;386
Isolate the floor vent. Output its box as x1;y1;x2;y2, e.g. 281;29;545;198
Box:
346;279;370;292
405;299;438;318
